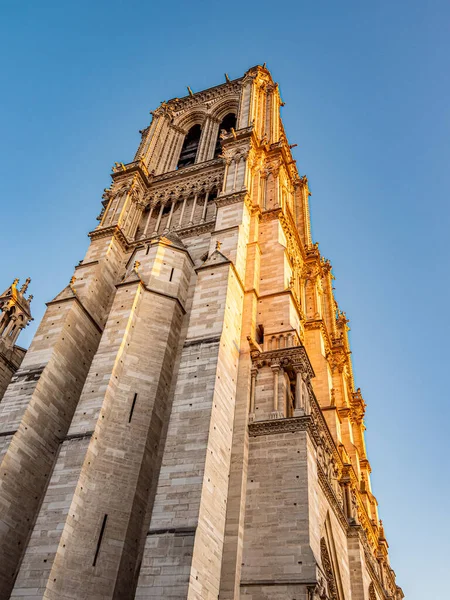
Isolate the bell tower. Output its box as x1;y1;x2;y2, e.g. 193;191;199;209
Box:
0;66;403;600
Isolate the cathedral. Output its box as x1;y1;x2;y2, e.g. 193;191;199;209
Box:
0;66;403;600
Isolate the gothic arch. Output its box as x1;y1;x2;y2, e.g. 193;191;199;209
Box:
319;514;345;600
320;537;338;600
209;96;240;123
173;108;207;133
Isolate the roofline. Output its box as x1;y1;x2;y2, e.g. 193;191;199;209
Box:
166;76;243;104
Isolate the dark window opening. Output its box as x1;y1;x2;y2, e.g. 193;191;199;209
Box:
214;113;237;158
208;188;218;202
256;324;264;345
93;514;108;566
177;124;201;169
128;393;138;423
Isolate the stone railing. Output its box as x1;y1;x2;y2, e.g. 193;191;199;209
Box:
263;330;300;352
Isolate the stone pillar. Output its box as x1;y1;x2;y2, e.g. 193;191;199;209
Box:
200;191;209;223
165;199;176;231
153;202;164;235
270;362;282;419
143;204;154;237
188;193;198;225
178;196;187;227
294;367;304;416
249;366;258;421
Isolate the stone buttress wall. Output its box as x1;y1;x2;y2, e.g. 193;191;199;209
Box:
0;344;25;402
10;240;194;600
135;204;249;600
0;235;124;598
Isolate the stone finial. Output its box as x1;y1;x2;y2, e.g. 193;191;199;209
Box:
215;240;222;252
134;261;141;272
187;86;194;97
20;278;31;294
224;73;230;83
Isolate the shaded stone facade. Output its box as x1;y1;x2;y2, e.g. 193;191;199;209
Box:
0;66;403;600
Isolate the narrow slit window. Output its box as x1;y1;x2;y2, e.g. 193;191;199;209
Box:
169;268;174;282
93;514;108;566
128;393;138;423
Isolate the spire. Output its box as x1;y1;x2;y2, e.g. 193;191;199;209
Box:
20;277;31;294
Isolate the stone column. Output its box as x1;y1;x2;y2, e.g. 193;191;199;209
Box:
153;203;164;235
143;204;154;237
188;193;198;225
293;366;304;416
200;191;209;223
249;366;258;421
177;196;187;228
270;362;282;419
165;199;176;231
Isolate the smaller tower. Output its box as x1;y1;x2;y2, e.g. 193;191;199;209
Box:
0;278;33;399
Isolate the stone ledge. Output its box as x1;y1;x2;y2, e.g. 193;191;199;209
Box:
248;415;312;437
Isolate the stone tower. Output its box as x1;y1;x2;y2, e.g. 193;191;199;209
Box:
0;278;33;399
0;66;403;600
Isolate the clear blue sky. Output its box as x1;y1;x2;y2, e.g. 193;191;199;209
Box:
1;2;448;597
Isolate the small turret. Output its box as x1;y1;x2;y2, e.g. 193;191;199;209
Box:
0;277;33;348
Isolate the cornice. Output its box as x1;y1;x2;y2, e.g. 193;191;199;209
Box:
111;159;151;186
215;190;248;208
178;220;215;238
251;346;315;380
248;415;315;438
88;225;129;252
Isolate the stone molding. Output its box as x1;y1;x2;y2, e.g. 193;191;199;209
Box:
89;224;129;252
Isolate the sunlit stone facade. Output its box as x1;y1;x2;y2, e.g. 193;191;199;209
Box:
0;66;403;600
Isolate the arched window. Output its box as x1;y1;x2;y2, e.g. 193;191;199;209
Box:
177;124;202;169
214;113;237;158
